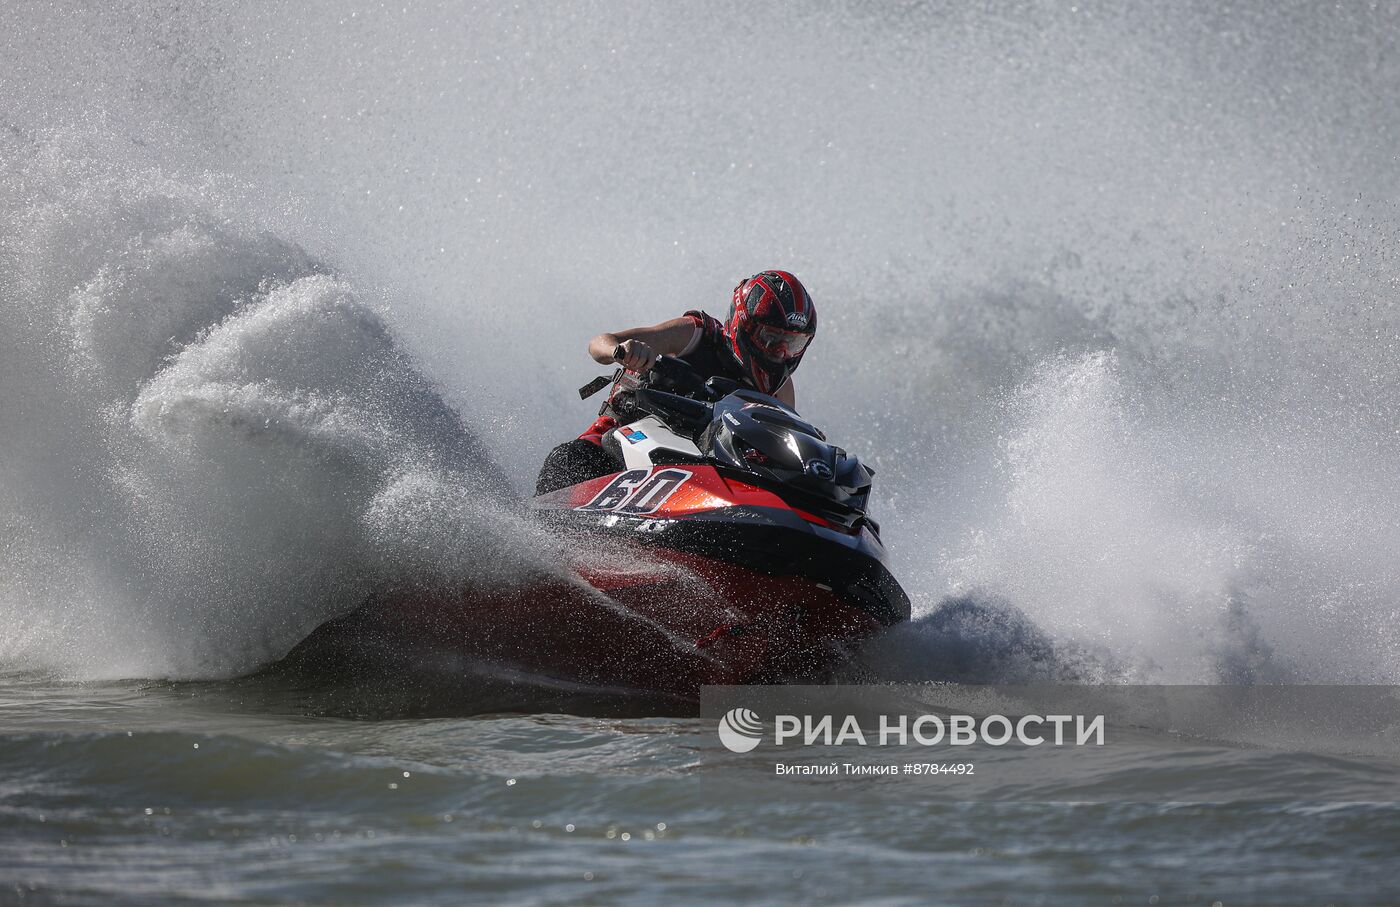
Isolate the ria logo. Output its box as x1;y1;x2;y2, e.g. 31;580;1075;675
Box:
786;311;809;329
717;708;764;753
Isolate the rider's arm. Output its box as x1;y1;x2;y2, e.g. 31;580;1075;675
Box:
775;377;796;410
588;317;700;371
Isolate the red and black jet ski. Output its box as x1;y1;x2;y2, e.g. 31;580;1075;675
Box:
294;357;909;704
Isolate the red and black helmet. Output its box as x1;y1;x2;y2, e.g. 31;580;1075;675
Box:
724;270;817;394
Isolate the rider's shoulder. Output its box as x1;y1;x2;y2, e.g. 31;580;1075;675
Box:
682;309;724;336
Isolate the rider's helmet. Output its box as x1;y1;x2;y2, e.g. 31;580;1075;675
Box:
724;270;817;394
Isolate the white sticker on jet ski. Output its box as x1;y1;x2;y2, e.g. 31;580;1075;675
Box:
577;467;693;515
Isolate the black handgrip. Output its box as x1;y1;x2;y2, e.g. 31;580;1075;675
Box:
612;343;626;362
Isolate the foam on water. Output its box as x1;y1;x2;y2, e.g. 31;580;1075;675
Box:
887;350;1400;685
971;353;1398;681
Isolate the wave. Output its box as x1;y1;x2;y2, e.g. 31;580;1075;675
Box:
0;129;534;680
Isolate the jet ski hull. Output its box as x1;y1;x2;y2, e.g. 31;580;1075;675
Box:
294;465;909;702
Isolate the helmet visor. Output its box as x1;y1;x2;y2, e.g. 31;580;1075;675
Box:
749;323;812;361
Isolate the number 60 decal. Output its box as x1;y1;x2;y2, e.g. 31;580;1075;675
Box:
578;468;693;515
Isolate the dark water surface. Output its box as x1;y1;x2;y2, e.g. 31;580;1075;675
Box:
3;672;1398;906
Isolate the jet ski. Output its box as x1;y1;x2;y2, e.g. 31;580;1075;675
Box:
292;357;909;704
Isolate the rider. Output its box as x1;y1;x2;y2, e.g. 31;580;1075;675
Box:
536;269;818;494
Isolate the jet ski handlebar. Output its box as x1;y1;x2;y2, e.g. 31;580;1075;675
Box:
624;356;718;435
648;355;746;399
605;355;748;435
646;355;708;395
630;386;713;433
